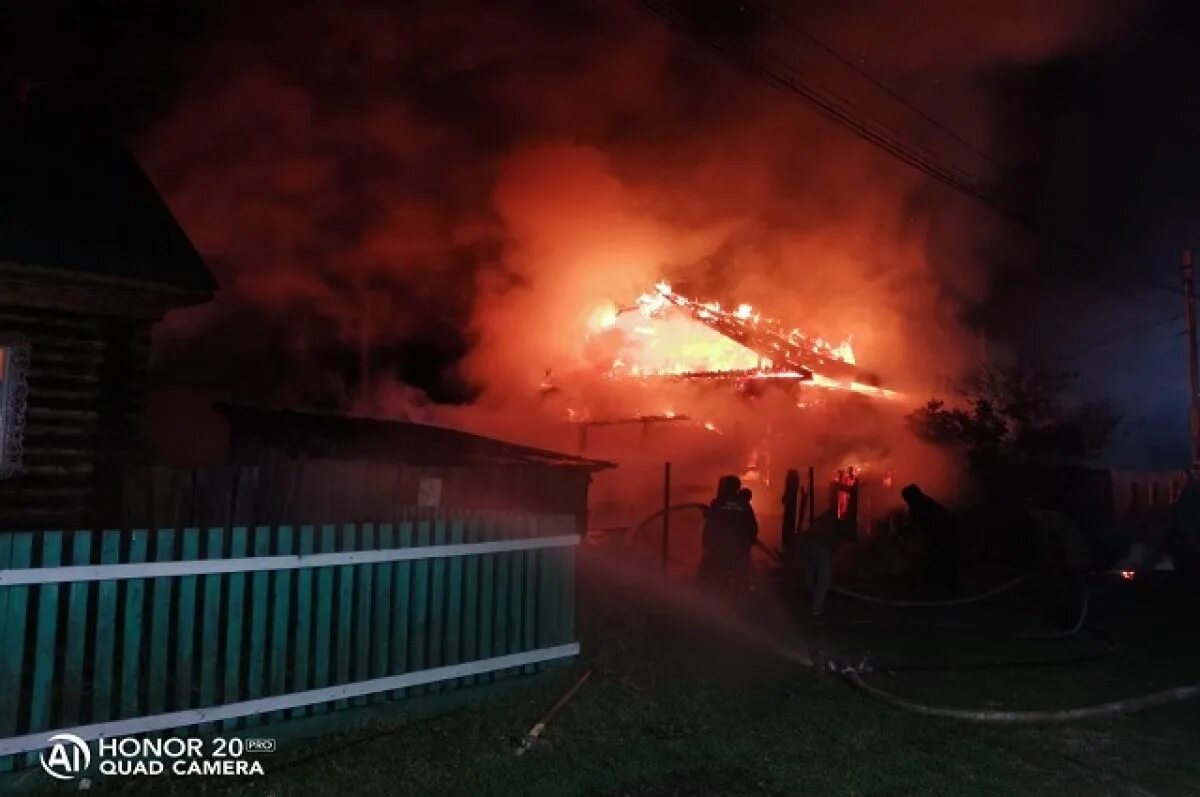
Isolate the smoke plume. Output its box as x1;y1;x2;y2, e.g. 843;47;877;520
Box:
139;0;1136;502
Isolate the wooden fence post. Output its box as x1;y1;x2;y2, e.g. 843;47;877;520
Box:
808;466;816;526
781;469;799;565
661;463;671;574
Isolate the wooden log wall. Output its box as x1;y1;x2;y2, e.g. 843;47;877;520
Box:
0;304;153;528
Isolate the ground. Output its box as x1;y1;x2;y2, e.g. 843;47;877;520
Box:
109;556;1199;797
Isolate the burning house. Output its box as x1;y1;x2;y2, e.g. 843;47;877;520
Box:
531;281;912;536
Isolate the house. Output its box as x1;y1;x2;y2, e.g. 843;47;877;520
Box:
0;99;216;527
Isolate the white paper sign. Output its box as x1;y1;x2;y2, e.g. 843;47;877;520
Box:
417;478;443;508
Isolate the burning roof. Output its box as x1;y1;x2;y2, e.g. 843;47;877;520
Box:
581;282;898;400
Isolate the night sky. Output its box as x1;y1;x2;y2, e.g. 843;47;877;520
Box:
4;0;1200;467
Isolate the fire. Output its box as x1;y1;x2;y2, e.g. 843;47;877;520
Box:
806;373;901;400
1120;570;1136;581
587;281;863;380
587;303;619;332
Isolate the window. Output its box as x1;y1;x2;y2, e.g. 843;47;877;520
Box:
0;336;29;478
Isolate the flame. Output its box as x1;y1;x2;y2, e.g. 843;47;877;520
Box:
587;303;619;332
588;281;860;380
1120;570;1136;580
806;373;901;400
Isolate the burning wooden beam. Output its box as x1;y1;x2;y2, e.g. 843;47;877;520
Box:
653;286;879;384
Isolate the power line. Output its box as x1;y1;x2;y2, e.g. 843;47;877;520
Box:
1061;312;1186;362
748;0;998;168
631;0;1184;298
636;0;1001;209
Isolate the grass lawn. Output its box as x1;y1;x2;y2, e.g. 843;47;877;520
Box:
110;555;1200;797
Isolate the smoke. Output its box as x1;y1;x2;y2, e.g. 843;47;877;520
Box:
138;0;1136;496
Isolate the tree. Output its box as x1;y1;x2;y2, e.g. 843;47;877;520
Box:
907;364;1119;472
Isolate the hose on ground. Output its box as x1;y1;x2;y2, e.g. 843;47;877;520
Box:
1018;573;1089;640
752;537;1035;611
825;572;1091;640
636;506;1194;722
629;505;1192;720
829;575;1031;608
756;536;1107;670
639;506;1089;644
841;668;1200;724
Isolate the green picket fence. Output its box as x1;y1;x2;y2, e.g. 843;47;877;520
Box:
0;511;578;771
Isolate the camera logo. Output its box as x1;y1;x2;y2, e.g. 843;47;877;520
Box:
40;733;91;780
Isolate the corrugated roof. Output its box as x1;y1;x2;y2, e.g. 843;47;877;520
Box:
217;404;615;471
0;103;216;294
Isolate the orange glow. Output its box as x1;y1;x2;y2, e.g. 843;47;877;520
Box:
580;282;906;404
806;373;902;400
586;281;863;380
833;468;860;519
587;303;619;332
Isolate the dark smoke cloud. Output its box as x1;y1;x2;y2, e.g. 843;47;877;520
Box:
136;0;1138;414
1;0;208;133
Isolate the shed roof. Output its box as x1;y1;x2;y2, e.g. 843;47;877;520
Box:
0;103;216;294
217;404;615;471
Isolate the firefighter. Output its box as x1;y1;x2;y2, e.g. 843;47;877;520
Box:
900;484;961;597
734;487;760;590
699;475;757;592
801;509;852;616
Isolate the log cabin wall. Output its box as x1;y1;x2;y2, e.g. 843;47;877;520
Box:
0;303;154;528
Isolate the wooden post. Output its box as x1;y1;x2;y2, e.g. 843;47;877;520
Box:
1183;249;1200;472
661;462;671;574
781;469;799;563
807;466;816;525
864;481;872;537
360;291;373;401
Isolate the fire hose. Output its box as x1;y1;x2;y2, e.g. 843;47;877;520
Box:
829;575;1030;608
754;537;1116;673
839;668;1200;724
629;504;1200;722
633;503;1093;649
629;502;709;547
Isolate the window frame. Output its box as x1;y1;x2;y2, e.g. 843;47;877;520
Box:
0;334;30;478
